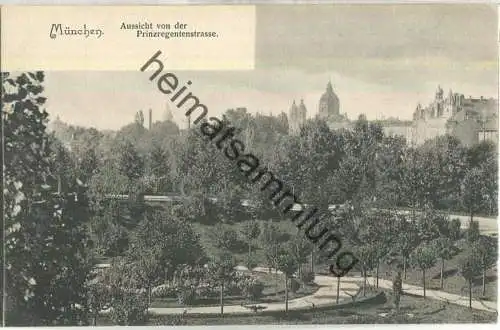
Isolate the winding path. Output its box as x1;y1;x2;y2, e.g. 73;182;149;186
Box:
146;266;497;315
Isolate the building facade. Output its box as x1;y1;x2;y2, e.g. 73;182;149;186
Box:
286;82;497;147
412;86;498;146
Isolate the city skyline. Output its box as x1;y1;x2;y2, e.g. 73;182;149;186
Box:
42;4;497;130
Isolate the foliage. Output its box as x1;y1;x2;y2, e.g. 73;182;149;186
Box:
109;290;149;326
300;271;315;285
3;72;93;326
213;224;244;252
242;278;265;301
466;221;480;243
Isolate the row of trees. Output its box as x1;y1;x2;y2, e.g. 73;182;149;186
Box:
51;105;498;225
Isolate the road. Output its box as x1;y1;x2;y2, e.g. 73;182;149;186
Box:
106;194;498;235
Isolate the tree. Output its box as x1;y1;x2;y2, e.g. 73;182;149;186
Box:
410;244;437;298
207;253;236;316
86;279;111;326
466;221;480;243
461;167;487;226
459;249;481;309
289;234;313;278
3;72;93;326
392;263;403;312
276;250;299;314
118;140;144;184
473;236;497;296
431;237;455;289
240;220;261;259
392;215;419;280
213;224;242;252
129;209;206;282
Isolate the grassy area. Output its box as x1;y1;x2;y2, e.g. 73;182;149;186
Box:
375;239;497;302
96;290;497;325
150;271;319;308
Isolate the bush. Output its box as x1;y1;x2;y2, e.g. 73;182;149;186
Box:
290;278;301;293
300;271;315;285
152;315;187;326
176;286;197;306
213;225;244;251
109;290;149;325
466;221;480;242
242;278;265;301
244;253;258;270
151;284;176;298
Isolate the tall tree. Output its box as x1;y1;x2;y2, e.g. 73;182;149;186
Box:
473;236;497;296
410;244;437;298
276;250;299;314
461;167;487;226
459;249;482;309
207;253;236;317
3;72;92;325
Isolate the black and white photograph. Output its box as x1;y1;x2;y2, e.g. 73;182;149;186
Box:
2;2;499;326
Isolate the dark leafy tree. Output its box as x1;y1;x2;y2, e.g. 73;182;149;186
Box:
459;248;482;309
276;250;299;314
3;72;93;326
207;253;236;316
410;244;437;298
473;236;497;296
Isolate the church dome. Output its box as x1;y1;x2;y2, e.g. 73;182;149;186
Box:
318;81;340;119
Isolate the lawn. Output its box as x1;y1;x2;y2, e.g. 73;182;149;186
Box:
96;290;497;325
375;238;498;302
193;219;497;303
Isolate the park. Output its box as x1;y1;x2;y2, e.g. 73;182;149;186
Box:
3;68;498;326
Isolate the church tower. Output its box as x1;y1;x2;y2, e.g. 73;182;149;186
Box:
318;81;340;120
289;99;307;135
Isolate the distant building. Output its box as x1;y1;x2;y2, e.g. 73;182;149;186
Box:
412;86;498;146
288;99;307;134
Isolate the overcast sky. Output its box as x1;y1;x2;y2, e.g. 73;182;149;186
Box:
44;4;498;130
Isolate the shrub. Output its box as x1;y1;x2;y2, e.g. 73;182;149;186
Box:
466;221;480;242
151;284;176;298
244;253;258;270
152;315;187;326
213;225;244;251
290;278;301;293
109;290;149;325
176;286;197;306
243;278;265;301
300;271;315;285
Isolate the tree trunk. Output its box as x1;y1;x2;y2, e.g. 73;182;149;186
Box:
275;269;279;295
469;278;472;309
285;276;289;314
336;276;341;304
403;257;407;280
362;270;367;297
147;285;152;307
440;258;444;289
310;251;315;273
220;281;224;316
93;314;97;326
376;263;379;288
422;269;426;298
482;268;486;297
